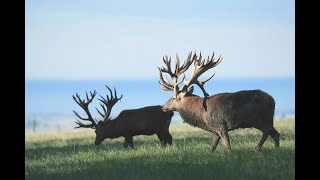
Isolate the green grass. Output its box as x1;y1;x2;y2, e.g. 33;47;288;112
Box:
25;118;295;180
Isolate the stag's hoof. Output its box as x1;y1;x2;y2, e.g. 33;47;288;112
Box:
255;147;262;152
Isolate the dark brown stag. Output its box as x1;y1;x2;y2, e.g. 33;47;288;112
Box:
73;86;174;148
158;51;280;153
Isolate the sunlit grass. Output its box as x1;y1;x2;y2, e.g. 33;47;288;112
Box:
26;118;294;180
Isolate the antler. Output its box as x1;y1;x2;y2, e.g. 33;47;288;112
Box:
72;90;98;129
183;51;222;97
96;86;123;122
158;51;222;98
158;52;195;97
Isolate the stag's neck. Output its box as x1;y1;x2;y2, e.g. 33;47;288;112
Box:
103;120;122;139
177;96;213;132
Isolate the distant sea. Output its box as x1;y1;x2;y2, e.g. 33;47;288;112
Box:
25;78;294;131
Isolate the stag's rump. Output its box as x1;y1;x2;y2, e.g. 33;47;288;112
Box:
209;89;275;130
115;105;172;135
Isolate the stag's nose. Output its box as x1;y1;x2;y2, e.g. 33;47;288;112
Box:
161;106;168;112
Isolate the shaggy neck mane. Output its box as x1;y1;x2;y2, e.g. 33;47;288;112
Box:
178;99;212;132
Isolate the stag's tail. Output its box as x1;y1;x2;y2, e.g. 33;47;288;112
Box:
264;91;276;123
259;90;275;109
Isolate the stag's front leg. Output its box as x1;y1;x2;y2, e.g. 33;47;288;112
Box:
123;136;133;149
165;133;173;145
211;132;221;153
220;130;231;151
156;133;166;146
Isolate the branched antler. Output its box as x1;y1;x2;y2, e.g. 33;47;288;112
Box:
158;52;195;97
72;90;98;129
158;51;222;97
96;86;123;122
73;86;123;129
183;51;222;97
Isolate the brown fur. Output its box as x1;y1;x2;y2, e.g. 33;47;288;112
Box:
163;89;280;153
94;105;174;148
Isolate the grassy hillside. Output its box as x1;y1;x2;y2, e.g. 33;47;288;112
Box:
25;118;295;180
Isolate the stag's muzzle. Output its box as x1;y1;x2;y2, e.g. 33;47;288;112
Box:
161;106;168;112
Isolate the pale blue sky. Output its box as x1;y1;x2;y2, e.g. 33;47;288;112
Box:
26;0;295;80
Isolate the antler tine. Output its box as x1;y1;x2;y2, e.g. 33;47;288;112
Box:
159;82;173;91
85;90;96;103
175;52;195;76
97;94;110;118
182;51;222;97
158;67;174;90
72;90;98;129
177;73;185;85
96;86;123;122
213;54;223;66
201;71;216;85
114;87;123;100
86;92;89;102
73;110;88;120
114;87;117;98
91;90;97;99
72;94;82;107
206;51;222;67
174;53;180;75
95;102;108;121
161;55;173;76
114;87;123;101
210;51;215;62
74;120;95;129
158;51;195;97
105;86;113;99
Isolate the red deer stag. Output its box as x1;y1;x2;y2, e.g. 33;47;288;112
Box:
73;85;174;148
158;51;280;153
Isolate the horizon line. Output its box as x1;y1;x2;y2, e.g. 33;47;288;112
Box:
25;76;295;81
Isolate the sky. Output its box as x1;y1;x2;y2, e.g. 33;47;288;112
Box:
25;0;295;80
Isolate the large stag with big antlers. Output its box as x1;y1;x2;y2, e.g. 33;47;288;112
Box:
158;51;280;153
73;86;174;148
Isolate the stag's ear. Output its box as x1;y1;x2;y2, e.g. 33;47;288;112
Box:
103;119;111;124
180;86;194;98
186;86;194;94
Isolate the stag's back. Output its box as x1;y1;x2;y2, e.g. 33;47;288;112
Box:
208;89;275;131
115;105;173;135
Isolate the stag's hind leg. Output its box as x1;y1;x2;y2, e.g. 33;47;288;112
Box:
220;130;231;151
123;136;133;149
211;132;221;153
256;129;270;151
269;127;280;150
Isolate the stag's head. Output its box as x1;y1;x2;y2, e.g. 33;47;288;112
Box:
72;86;123;145
158;51;222;111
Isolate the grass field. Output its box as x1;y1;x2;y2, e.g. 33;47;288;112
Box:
25;118;295;180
